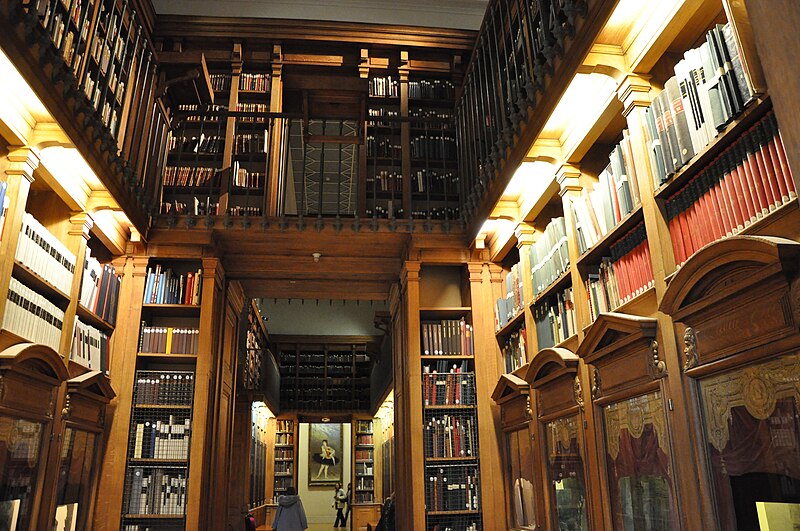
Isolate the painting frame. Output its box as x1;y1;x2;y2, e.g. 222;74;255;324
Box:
308;423;343;487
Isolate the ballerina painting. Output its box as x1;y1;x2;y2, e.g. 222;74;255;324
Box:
308;423;342;486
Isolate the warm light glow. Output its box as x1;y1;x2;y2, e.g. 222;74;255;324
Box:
541;73;617;146
40;145;104;188
252;401;275;418
0;49;52;143
374;390;394;423
502;160;556;203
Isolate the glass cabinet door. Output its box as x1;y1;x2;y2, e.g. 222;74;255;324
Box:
53;427;98;530
545;415;588;531
506;428;536;529
0;416;46;531
602;391;677;530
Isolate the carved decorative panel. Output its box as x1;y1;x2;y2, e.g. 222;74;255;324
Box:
603;391;667;461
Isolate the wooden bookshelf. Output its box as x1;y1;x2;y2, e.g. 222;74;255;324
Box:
271;417;297;502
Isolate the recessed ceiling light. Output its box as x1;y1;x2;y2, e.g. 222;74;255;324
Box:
321;417;330;422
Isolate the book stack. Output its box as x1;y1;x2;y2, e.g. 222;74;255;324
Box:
529;217;569;297
134;373;195;406
368;107;399;127
274;461;293;475
79;249;121;324
409;79;454;100
232;163;265;189
143;265;202;306
275;448;293;459
533;287;576;349
234;132;269;154
426;466;480;512
276;432;293;445
209;74;231;92
356;433;374;445
168;134;225;154
276;419;294;432
423;359;472;376
160;198;220;216
70;319;109;371
584;223;654;321
163;166;219;188
571;140;642;255
367;135;402;159
235;102;268;121
495;263;525;330
130;416;192;460
356;420;373;433
3;277;64;351
645;23;757;187
355;448;374;461
413;170;457;195
501;327;527;374
228;206;262;217
126;468;188;516
138;325;200;355
356;462;373;476
356;477;374;491
410;134;456;160
369;76;399;98
423;371;476;406
0;181;8;244
16;212;76;295
424;413;477;458
666;112;795;265
421;320;474;356
239;73;270;92
369;171;403;193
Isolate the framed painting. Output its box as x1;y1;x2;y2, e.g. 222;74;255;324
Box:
308;423;343;486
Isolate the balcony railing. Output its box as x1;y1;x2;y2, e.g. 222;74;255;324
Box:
456;0;589;223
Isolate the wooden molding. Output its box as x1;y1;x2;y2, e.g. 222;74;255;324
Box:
491;372;530;405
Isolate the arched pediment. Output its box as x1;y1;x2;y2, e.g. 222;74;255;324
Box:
660;236;800;316
577;312;657;363
492;373;530;404
0;342;69;383
67;371;116;402
524;347;579;388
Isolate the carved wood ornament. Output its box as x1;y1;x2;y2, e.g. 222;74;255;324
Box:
650;340;667;378
683;327;698;371
573;375;584;412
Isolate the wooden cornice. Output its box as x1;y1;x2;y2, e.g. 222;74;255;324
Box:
0;342;70;383
491;373;529;404
524;347;579;388
67;371;116;402
577;312;657;364
154;15;477;51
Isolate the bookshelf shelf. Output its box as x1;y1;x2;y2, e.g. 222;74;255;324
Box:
423;405;477;410
555;334;579;352
742;196;800;236
140;304;202;317
654;97;772;201
425;456;478;463
495;309;525;338
575;204;644;269
137;353;199;360
419;307;471;320
428;510;481;516
12;260;72;308
76;304;115;333
123;514;185;520
128;458;189;465
133;404;194;410
614;285;657;317
420;355;474;360
531;268;573;308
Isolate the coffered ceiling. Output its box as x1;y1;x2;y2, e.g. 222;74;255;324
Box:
151;0;489;30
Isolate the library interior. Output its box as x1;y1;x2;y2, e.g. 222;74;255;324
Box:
0;0;798;529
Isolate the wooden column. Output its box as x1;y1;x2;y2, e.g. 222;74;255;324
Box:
393;262;423;531
59;212;93;357
468;262;505;531
0;147;38;332
400;52;411;218
616;75;713;529
227;398;254;528
93;253;149;530
267;44;284;217
514;222;537;362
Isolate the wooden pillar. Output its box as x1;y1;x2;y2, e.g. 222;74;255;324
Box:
227;398;254;528
400;52;411;218
0;147;38;331
59;212;93;356
267;45;284;217
468;262;505;531
616;75;714;529
514;222;537;362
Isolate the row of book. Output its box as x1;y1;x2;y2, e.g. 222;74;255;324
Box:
424;359;472;375
356;434;375;445
274;461;293;475
3;277;64;352
501;327;527;374
356;462;374;476
410;206;461;220
366;203;403;219
355;448;375;462
369;76;399;98
368;106;400;128
232;165;266;189
228;206;263;217
572;139;641;255
534;287;577;349
529;217;569;297
666;112;796;265
79;249;121;324
138;326;200;355
16;212;77;295
169;134;225;155
356;420;373;434
276;433;293;445
421;320;475;357
424;413;477;459
235;102;269;122
239;73;270;92
356;477;374;490
495;263;525;331
143;265;203;306
233;132;269;154
410;108;452;120
160;199;220;216
134;373;195;406
275;448;293;460
130;416;192;460
645;23;755;187
367;136;402;159
410;135;456;161
70;319;109;372
163;166;219;188
423;372;476;407
413;170;458;195
425;467;480;512
126;468;187;516
409;79;454;101
355;492;374;503
276;419;294;432
368;171;403;193
210;74;231;92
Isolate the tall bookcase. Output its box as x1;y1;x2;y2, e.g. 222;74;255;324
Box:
353;419;376;503
118;259;203;530
272;417;297;501
420;311;481;531
366;71;403;219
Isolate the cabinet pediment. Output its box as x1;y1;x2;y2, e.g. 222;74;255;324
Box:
0;342;69;383
492;373;530;405
67;371;116;402
577;313;657;364
525;348;579;388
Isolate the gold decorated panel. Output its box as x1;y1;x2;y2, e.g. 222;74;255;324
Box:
603;391;668;462
698;352;800;453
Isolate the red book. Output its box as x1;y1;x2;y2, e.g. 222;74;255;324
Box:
761;119;789;203
694;178;713;248
626;245;640;298
771;113;796;197
718;157;743;232
686;190;705;251
635;240;647;293
727;151;754;226
711;170;733;236
731;147;758;225
643;241;654;285
739;139;768;216
184;273;193;305
708;171;727;239
749;127;780;209
667;206;685;266
701;172;723;243
615;255;630;303
678;198;696;260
